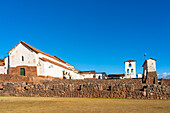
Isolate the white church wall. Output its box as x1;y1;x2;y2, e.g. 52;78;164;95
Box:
45;61;64;78
38;53;69;68
37;59;46;76
9;43;37;67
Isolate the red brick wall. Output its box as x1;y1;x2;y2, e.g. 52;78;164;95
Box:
9;66;37;77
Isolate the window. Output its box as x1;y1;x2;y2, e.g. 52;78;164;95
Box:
22;56;24;61
20;68;25;76
131;69;133;73
93;74;96;78
127;69;129;73
129;64;132;67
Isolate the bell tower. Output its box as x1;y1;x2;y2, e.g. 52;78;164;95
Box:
142;58;158;84
124;60;136;78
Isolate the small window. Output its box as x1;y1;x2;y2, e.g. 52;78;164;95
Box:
131;69;133;73
129;64;132;67
93;74;96;78
22;56;24;61
127;69;129;73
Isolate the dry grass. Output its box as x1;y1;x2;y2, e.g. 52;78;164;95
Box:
0;97;169;113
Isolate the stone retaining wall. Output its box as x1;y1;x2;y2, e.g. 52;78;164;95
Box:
0;82;169;99
0;74;169;99
159;79;170;86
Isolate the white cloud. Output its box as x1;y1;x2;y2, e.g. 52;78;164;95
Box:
158;72;170;78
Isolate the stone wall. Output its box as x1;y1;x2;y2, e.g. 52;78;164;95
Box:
159;79;170;86
0;81;169;99
0;74;51;83
142;71;158;85
8;66;37;77
0;74;169;99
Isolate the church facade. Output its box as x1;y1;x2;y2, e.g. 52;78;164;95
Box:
2;41;85;79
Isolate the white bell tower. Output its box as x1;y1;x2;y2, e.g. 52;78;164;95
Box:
142;58;156;76
124;60;136;78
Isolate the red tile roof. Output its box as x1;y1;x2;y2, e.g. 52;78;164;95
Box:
124;59;136;63
0;59;4;66
78;71;96;74
0;62;4;66
8;41;73;66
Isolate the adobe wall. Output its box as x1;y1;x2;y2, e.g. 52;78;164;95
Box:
0;74;169;99
8;66;37;77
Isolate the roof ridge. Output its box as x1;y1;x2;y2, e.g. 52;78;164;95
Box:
39;57;72;71
8;41;73;66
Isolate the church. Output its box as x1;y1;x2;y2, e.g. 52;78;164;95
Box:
0;41;107;79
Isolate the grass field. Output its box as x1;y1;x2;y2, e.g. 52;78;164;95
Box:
0;97;169;113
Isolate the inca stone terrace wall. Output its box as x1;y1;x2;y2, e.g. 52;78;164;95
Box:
0;74;169;99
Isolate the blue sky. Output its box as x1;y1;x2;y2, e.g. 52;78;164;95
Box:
0;0;169;78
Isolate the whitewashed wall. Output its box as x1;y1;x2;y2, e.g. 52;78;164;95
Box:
37;59;46;76
147;59;156;72
81;73;95;79
38;59;83;79
137;73;143;78
0;66;4;74
9;43;37;67
4;57;9;74
80;73;105;79
125;62;136;78
143;59;156;75
38;53;69;68
95;73;105;79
